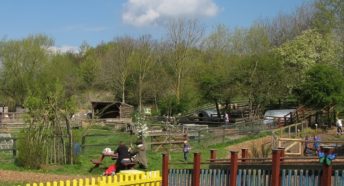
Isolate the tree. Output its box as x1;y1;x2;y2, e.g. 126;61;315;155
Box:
199;24;238;116
165;18;204;103
296;64;344;108
0;35;53;107
313;0;344;34
274;29;339;91
129;35;157;113
236;53;288;115
99;37;135;103
17;80;77;168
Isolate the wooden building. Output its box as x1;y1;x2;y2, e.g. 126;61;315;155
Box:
91;101;134;119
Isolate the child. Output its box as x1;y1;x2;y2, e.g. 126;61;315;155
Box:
183;140;191;161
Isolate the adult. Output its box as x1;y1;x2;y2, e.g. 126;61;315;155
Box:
224;112;230;128
115;141;131;172
336;118;343;135
131;140;148;169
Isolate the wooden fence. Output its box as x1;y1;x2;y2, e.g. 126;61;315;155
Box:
25;171;161;186
162;147;344;186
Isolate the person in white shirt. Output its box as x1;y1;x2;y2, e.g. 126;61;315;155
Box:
336;118;342;135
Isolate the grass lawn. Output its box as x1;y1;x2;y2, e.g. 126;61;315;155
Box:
0;127;270;182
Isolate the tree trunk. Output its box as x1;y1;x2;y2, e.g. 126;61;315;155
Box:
122;83;125;103
65;116;73;164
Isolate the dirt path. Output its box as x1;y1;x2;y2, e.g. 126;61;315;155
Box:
226;136;272;154
0;170;86;183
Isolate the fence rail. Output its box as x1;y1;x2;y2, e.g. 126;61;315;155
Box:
163;146;343;186
25;171;162;186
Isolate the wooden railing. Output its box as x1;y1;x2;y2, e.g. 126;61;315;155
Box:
25;171;161;186
163;147;344;186
271;122;307;149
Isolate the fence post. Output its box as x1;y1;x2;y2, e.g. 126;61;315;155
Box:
81;135;86;152
210;149;217;163
12;138;17;157
241;148;248;162
272;149;281;186
192;152;201;186
162;153;169;186
278;148;285;162
229;151;238;186
321;147;334;186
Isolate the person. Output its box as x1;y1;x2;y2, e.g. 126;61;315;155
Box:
115;141;131;172
304;136;312;156
183;140;191;161
336;118;343;135
130;140;148;169
224;112;230;128
313;135;321;155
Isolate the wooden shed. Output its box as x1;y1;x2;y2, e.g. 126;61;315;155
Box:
91;101;134;119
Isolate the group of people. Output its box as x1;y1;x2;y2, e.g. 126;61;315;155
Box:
100;140;148;175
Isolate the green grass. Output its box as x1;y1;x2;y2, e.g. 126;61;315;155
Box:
0;128;270;178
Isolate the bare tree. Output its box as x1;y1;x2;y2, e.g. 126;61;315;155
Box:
165;18;204;103
100;37;135;103
130;35;157;113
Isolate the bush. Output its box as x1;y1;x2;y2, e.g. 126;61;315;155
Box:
16;130;46;169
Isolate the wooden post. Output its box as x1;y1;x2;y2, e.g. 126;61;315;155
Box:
210;149;217;163
327;107;331;128
162;153;169;186
278;148;285;186
241;148;248;162
271;149;281;186
290;112;293;124
12;138;16;157
81;135;86;152
284;115;287;126
321;147;334;186
192;152;201;186
229;151;238;186
278;147;285;162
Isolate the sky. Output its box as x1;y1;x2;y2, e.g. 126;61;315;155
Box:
0;0;310;52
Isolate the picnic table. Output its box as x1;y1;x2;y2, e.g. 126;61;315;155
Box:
89;152;118;172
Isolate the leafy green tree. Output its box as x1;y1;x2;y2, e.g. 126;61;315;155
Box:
274;29;340;92
296;64;344;108
313;0;344;34
236;53;288;114
0;35;53;107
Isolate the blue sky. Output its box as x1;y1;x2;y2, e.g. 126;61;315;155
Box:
0;0;310;50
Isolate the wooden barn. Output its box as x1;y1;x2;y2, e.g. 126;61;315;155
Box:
91;101;134;119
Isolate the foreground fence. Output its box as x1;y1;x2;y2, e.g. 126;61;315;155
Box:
25;171;161;186
163;147;344;186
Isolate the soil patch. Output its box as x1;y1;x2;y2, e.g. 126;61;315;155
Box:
0;170;86;184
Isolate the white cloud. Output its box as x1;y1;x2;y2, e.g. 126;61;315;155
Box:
122;0;219;26
47;46;80;54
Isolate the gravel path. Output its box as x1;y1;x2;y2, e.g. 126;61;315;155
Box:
0;170;87;184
